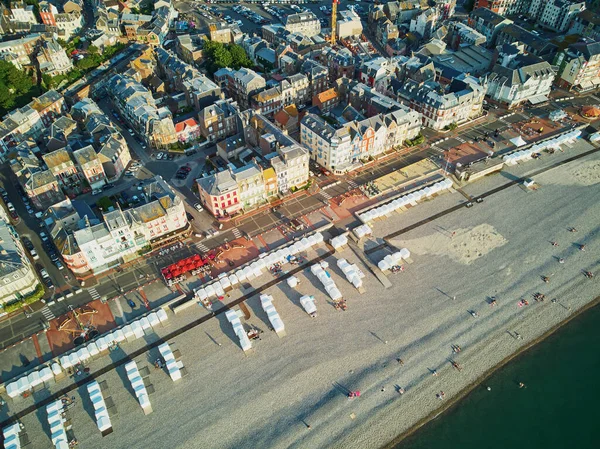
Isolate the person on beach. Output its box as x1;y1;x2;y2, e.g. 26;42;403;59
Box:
569;227;577;232
490;298;497;307
470;311;479;317
551;241;558;247
542;276;550;283
515;332;523;340
398;387;405;395
579;244;585;251
397;358;404;366
559;258;565;264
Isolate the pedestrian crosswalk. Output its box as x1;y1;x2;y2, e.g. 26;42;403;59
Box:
232;227;242;239
347;179;359;188
319;190;332;200
88;287;100;300
196;242;209;253
41;306;55;321
455;136;466;143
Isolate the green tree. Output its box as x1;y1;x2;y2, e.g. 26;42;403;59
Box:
228;44;252;69
87;45;99;55
0;60;35;115
212;46;233;69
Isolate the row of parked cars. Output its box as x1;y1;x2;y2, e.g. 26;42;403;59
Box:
233;4;269;24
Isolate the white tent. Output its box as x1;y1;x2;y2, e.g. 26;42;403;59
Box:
511;135;527;147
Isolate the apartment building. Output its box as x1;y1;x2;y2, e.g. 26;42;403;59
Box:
55;11;84;39
555;40;600;92
73;146;107;190
447;22;487;49
0;33;41;68
284;11;320;37
300;108;422;174
198;98;240;142
155;48;221;110
529;0;585;33
487;46;555;108
98;134;131;181
569;10;600;42
106;74;177;148
197;169;242;218
468;8;513;47
337;9;363;39
9;146;64;209
0;105;44;160
43;148;80;189
473;0;529;16
396;75;486;130
175;118;202;143
37;39;73;76
69;177;188;274
0;218;39;305
227;67;267;110
9;1;37;26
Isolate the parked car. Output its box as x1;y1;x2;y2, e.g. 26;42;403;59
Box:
43;277;54;288
92;189;102;195
55;261;64;270
157;152;165;160
194;203;204;212
40;232;49;241
39;268;50;278
186;212;195;221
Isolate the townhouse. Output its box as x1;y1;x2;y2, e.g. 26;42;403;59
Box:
284;11;320;38
198;98;241;142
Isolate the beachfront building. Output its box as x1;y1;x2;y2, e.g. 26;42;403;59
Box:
487;46;555;108
69;177;188;274
528;0;585;33
197;170;242;218
395;75;487;130
554;40;600;92
0;216;39;305
300;108;422;174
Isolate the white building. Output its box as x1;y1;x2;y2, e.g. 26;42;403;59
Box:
555;40;600;92
268;145;310;194
73;177;188;274
284;11;321;37
9;1;37;25
337;9;363;39
397;75;486;130
0;215;39;305
487;47;555;108
301;108;422;174
37;39;73;76
529;0;585;33
55;12;84;39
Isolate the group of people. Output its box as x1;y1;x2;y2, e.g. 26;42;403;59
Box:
550;226;594;280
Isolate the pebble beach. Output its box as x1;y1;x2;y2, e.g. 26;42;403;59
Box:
7;140;600;449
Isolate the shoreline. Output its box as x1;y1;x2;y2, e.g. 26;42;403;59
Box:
382;295;600;449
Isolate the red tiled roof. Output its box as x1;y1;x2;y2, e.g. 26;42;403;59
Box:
175;118;198;133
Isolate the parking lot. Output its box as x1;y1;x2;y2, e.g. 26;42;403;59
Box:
175;0;357;34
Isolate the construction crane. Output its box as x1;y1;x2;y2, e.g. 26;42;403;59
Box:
330;0;339;45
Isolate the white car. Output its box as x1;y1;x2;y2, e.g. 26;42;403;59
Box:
157;152;165;160
194;203;204;212
40;232;48;241
91;189;102;195
40;268;50;278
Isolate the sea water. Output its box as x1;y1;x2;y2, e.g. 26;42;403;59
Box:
396;302;600;449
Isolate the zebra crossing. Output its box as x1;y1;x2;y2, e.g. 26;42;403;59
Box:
88;287;100;301
41;306;55;321
319;190;332;200
231;227;242;239
347;179;359;188
455;136;466;143
196;242;210;253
